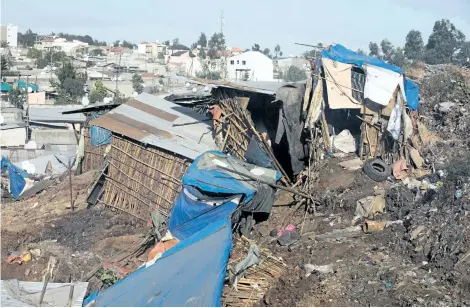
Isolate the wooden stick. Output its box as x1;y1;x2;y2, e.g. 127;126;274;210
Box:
217;166;312;199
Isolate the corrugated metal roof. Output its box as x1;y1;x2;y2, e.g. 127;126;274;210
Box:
29;106;86;123
90;93;217;160
0;280;88;307
0;123;27;130
61;102;120;115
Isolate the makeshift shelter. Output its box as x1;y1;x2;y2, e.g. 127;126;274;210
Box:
84;151;281;306
84;93;217;220
205;80;309;183
303;44;421;163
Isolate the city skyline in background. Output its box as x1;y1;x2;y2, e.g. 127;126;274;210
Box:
1;0;470;55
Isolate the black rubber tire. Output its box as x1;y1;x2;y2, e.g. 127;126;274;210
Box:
363;158;391;182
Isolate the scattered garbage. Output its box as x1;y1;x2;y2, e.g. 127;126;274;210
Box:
339;158;363;170
332;130;357;153
392;159;408;179
363;158;391;182
6;252;32;265
361;220;403;233
278;230;300;246
302;264;334;277
355;195;386;219
277;224;296;237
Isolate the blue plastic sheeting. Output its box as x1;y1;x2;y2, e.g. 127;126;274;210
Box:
322;44;403;74
168;187;239;240
183;151;258;202
88;218;233;307
90;112;112;147
404;78;420;110
1;156;29;199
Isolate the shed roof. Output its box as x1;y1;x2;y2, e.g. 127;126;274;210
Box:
89;93;217;160
29;106;86;123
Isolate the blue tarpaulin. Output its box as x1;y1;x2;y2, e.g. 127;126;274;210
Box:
404;78;420;110
168;186;239;240
1;156;29;198
90;112;112;147
88;218;234;307
321;44;420;109
322;44;403;74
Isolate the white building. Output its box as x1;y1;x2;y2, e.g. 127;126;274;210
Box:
0;24;18;48
34;36;88;53
227;51;273;81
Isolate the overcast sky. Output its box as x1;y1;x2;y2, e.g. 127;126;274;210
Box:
2;0;469;55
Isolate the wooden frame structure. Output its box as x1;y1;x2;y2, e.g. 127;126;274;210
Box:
100;135;190;221
82;127;108;173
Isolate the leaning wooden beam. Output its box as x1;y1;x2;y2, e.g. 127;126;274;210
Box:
217;166;313;200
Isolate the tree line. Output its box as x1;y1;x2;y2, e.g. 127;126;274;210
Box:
367;19;469;67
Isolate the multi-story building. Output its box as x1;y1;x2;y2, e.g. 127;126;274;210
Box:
0;24;18;48
34;36;88;53
136;41;167;57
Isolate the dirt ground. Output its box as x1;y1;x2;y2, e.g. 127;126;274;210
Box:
1;171;147;288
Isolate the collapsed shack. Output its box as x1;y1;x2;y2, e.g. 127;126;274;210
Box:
83;151;282;306
193;80;310;184
80;93;217;220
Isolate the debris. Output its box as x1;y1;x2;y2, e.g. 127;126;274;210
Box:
409;148;424;169
25;269;31;276
229;244;260;286
332;129;357;153
277;224;296;237
303;264;334;277
363;158;391;182
278;230;300;246
392;159;408;179
338;158;363;171
361;220;403;233
6;252;31;265
410;225;426;241
455;190;463;199
288;242;302;252
29;248;41;259
436;101;455;113
355;195;386;219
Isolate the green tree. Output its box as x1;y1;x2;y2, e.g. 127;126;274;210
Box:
380;39;394;62
89;80;108;103
207;32;226;59
163;40;170;46
262;48;272;58
27;48;42;59
198;48;206;59
357;49;366;55
252;44;260;51
132;73;144;94
274;44;281;58
51;62;85;104
90;48;104;56
302;50;317;58
424;19;466;64
172;38;180;46
8;87;26;109
390;47;406;68
369;42;380;57
283;65;307;82
456;41;470;65
404;30;424;61
1;55;8;72
196;33;207;48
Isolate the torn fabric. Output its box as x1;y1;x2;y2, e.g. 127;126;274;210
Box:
364;64;402;106
322;58;361;109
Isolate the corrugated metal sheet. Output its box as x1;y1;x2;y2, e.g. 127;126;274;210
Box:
29;106;86;123
0;280;88;307
89;93;217;159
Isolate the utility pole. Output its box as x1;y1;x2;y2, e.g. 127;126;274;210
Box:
219;10;224;34
115;41;122;93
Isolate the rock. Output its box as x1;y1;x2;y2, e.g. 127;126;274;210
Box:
437;102;455;113
417;297;425;303
25;269;31;276
303;264;334;277
410;225;426;241
29;248;41;259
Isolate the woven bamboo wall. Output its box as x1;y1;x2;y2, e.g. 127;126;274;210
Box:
101;135;190;221
83;128;108;173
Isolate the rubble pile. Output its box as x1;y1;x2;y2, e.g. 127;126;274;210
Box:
420;64;470;141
